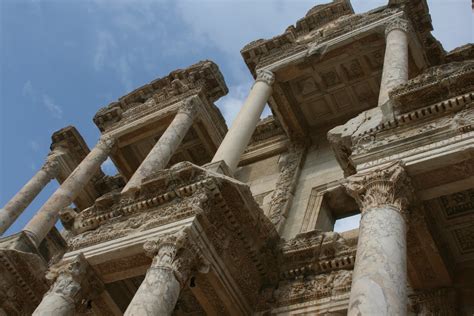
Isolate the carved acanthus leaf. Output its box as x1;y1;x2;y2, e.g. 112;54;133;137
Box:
144;228;209;287
45;254;103;304
344;161;413;218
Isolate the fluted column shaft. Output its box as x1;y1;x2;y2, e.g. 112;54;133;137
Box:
0;154;60;235
122;97;199;194
24;135;116;247
33;254;101;316
378;18;411;105
211;69;274;173
344;161;412;316
125;229;206;316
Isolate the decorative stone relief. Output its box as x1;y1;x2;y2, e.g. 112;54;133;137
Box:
96;134;117;153
267;142;307;231
385;17;412;35
255;69;275;86
344;161;413;219
33;254;103;316
178;96;200;118
143;228;209;287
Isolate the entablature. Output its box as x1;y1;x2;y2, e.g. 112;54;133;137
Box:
50;126;123;210
61;162;280;314
93;60;228;134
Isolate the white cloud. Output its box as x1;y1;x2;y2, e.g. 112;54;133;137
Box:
42;95;63;119
93;30;117;71
215;81;252;125
22;80;34;98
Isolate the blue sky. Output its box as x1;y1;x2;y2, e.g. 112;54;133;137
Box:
1;0;472;236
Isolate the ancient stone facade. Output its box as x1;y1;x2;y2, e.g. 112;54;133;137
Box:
1;0;473;315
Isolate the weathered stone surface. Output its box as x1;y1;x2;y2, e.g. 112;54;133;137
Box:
2;0;473;314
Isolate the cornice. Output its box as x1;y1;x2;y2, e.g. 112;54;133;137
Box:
93;60;228;132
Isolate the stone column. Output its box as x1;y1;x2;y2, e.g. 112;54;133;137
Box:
33;254;102;316
378;17;411;106
122;97;199;194
125;229;208;316
211;69;275;173
0;153;61;235
24;135;116;247
344;161;413;316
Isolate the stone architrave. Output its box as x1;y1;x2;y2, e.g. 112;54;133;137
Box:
0;153;61;235
344;161;413;316
124;228;208;316
378;17;411;106
211;69;275;173
122;97;199;194
33;254;103;316
24;135;116;247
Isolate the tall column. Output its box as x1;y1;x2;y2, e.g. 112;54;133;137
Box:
211;69;274;173
344;161;413;316
24;135;116;247
33;254;102;316
125;229;208;316
122;97;199;194
378;17;411;106
0;153;61;235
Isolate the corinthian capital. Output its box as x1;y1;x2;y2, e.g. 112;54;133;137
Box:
344;161;413;219
255;69;275;86
143;228;208;287
41;154;60;178
385;17;412;36
96;134;117;152
178;96;199;118
45;253;103;303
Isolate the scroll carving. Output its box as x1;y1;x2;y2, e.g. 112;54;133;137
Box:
144;228;209;287
255;69;275;86
40;254;103;312
344;161;413;219
385;17;412;35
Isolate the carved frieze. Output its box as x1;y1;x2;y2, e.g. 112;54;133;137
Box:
353;98;474;156
390;61;474;113
256;229;356;311
93;61;228;133
273;269;352;307
65;162;279;308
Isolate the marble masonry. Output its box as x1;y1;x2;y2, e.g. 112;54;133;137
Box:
1;0;473;315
